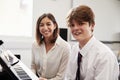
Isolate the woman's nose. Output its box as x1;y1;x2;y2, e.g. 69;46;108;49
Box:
44;25;48;29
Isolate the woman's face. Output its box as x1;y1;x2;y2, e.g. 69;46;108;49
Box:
39;17;56;39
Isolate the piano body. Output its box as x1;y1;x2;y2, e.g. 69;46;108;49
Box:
0;50;39;80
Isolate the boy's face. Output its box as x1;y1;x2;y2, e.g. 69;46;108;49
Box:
70;20;94;43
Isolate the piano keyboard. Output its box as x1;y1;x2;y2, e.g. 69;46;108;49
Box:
14;64;31;80
0;50;39;80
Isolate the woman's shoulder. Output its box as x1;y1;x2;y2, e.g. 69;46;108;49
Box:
57;36;71;47
32;40;40;48
57;36;67;42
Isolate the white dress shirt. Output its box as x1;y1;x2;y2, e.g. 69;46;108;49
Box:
31;36;71;80
65;36;119;80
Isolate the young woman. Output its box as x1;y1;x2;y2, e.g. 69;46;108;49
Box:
31;13;71;80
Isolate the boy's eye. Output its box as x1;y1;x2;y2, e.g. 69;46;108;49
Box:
70;24;74;27
79;22;84;26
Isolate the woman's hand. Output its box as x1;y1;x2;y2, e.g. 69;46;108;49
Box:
39;77;47;80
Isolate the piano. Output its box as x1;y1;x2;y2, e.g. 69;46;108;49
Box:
0;50;39;80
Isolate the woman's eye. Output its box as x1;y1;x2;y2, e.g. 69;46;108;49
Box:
46;23;51;26
39;23;44;27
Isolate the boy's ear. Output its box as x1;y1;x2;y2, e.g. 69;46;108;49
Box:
91;23;95;32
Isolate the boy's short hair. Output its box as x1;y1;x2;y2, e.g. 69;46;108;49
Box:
66;5;95;27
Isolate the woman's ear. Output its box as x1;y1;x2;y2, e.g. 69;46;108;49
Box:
54;23;57;29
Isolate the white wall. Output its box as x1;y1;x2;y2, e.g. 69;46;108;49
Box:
0;0;33;49
0;0;33;37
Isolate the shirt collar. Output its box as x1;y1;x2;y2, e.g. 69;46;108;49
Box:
42;35;61;46
79;36;96;57
55;35;62;46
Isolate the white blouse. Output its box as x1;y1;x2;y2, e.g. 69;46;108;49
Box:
31;36;71;80
65;36;119;80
